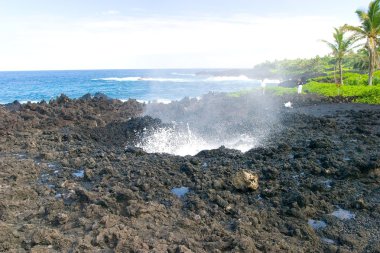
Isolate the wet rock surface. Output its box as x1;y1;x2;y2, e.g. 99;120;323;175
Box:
0;93;379;252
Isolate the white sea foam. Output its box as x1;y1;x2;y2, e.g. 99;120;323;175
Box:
93;77;191;82
20;100;40;104
94;77;141;81
262;78;281;84
136;123;259;156
133;99;173;104
150;99;173;104
171;72;196;77
205;75;253;82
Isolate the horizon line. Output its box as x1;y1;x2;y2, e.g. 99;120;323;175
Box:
0;67;255;73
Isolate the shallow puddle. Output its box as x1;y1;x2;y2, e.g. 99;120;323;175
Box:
171;187;189;197
72;170;84;178
308;219;327;230
322;179;332;189
331;208;355;220
321;237;336;244
15;153;27;159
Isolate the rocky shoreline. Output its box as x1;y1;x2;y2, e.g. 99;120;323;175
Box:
0;93;379;252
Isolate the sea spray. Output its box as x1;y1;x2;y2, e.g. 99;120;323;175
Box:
136;122;261;156
136;123;214;156
139;93;281;156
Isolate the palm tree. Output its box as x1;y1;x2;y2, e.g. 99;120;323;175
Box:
321;27;358;85
352;48;371;71
344;0;380;86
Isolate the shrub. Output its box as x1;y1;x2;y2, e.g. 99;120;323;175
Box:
310;71;380;86
304;82;380;104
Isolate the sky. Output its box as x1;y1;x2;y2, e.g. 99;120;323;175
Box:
0;0;367;71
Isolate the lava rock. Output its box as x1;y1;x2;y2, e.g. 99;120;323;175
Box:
232;170;259;191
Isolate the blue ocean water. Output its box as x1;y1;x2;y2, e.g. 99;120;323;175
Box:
0;69;264;104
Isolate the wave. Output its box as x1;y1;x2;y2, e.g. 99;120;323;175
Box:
135;99;173;104
205;75;254;82
262;79;281;84
20;100;40;104
93;77;191;82
171;72;196;77
93;75;264;83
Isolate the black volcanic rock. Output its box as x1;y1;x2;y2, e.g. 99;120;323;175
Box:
0;93;379;252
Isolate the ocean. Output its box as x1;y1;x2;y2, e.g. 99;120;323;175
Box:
0;69;270;104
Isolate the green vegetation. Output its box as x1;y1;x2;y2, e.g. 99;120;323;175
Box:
229;86;297;97
321;27;358;85
229;68;380;104
259;81;380;104
303;82;380;104
248;0;380;87
249;52;370;81
250;56;335;80
344;0;380;86
310;70;380;86
230;1;380;104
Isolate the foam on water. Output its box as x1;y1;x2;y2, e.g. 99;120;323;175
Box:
205;75;253;82
0;69;264;104
134;99;174;104
262;78;281;84
20;100;40;104
136;123;259;156
94;77;191;82
171;72;196;77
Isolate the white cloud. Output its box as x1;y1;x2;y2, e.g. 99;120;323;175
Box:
0;14;355;70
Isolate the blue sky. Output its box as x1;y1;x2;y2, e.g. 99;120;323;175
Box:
0;0;367;70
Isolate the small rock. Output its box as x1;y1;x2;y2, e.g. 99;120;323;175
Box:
212;179;224;189
176;245;193;253
353;198;367;210
86;157;96;168
125;146;145;155
55;213;69;225
40;152;54;160
74;187;94;202
232;170;259;191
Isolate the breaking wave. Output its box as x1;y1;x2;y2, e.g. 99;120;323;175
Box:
93;77;191;82
205;75;254;82
135;99;173;104
93;75;258;83
171;72;196;77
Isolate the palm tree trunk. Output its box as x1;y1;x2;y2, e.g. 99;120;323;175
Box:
334;63;337;84
369;51;374;86
368;38;376;86
339;59;343;85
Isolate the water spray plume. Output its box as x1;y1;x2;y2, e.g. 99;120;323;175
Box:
136;92;281;156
